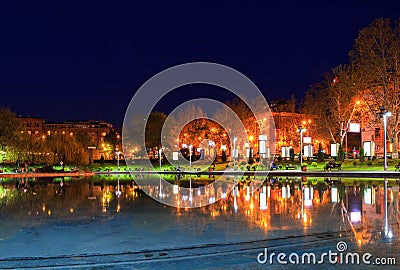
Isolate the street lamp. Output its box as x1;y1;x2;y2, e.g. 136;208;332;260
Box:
380;106;392;171
189;145;193;172
297;125;306;166
233;137;237;170
158;148;163;171
116;151;121;169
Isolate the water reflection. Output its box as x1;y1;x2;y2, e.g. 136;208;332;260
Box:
0;176;399;250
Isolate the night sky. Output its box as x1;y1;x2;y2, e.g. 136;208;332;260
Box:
1;2;399;128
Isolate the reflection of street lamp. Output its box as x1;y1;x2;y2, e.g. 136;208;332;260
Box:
297;125;306;166
380;106;392;171
116;177;121;197
116;151;121;168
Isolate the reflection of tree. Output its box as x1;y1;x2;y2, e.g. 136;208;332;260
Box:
0;178;111;235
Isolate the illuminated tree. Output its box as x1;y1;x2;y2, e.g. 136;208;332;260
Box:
0;107;20;160
104;129;121;155
46;133;89;165
145;111;167;149
304;65;361;145
350;18;400;157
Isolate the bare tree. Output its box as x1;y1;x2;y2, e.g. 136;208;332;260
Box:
350;17;400;157
304;65;361;146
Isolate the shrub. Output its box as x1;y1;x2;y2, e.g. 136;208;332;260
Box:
359;147;365;163
221;151;227;162
337;145;344;161
311;162;318;168
289;148;295;162
317;143;325;162
353;161;357;167
367;161;372;166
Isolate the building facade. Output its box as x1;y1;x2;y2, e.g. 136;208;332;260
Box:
17;116;120;160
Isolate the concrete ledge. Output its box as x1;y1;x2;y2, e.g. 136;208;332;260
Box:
0;172;95;178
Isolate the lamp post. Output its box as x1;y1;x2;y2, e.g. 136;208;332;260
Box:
380;106;392;171
297;125;306;166
158;148;162;171
189;145;193;172
116;151;121;169
233;136;237;170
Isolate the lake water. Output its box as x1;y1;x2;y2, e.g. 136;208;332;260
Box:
0;175;399;269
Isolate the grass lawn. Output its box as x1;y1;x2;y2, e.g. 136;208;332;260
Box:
2;158;398;174
300;159;399;171
86;158;400;172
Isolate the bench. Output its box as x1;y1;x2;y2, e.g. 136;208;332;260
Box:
269;163;279;170
325;162;342;171
285;164;298;170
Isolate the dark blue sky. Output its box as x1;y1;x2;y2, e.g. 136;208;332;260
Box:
1;2;399;127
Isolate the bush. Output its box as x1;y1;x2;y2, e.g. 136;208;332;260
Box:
311;162;318;168
359;147;365;163
337;145;344;161
221;151;227;162
353;161;357;167
289;148;295;162
277;156;283;162
367;161;372;166
317;143;325;162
